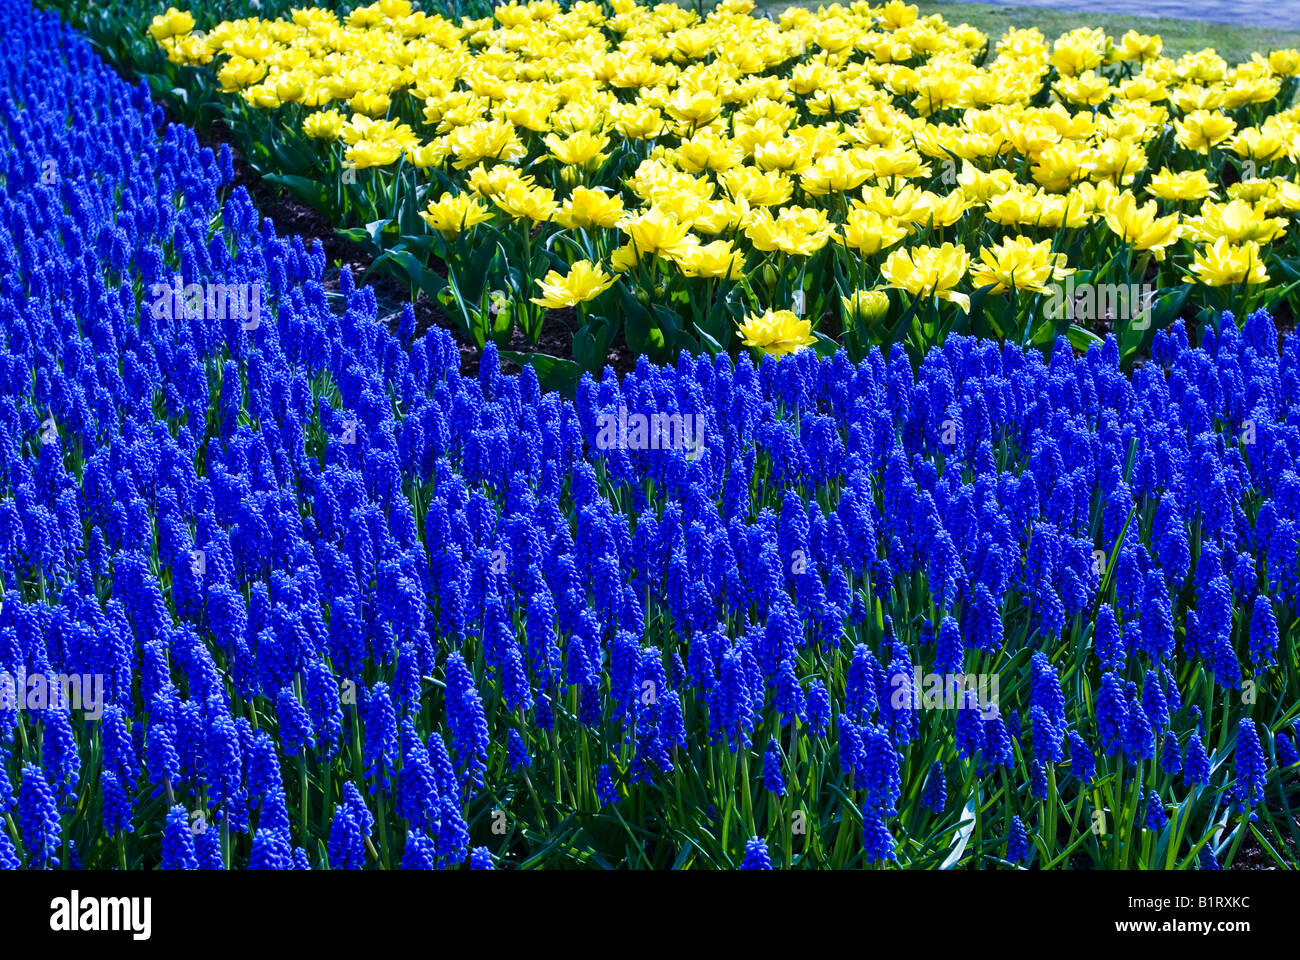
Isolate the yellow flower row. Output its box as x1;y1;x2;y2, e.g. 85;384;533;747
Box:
151;0;1300;351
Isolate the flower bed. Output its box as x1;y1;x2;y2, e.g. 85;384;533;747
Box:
0;0;1298;870
139;0;1300;377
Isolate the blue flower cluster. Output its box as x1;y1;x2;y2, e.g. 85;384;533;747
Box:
0;0;1295;870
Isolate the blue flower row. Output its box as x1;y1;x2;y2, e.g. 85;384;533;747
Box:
0;0;1295;870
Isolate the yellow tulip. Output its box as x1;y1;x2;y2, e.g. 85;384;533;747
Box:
345;139;404;169
1109;30;1162;62
1056;70;1111;106
971;236;1073;294
1174;110;1236;153
1102;194;1181;258
881;242;971;312
544;131;609;169
349;90;391;117
738;309;817;356
676;240;746;280
665;87;723;126
1268;49;1300;76
149;7;195;41
467;164;532;199
405;141;449;169
557;187;625;230
1228;127;1288;162
447;120;527;169
619;207;693;261
530;260;617;308
839;209;909;254
744;207;834;256
420;193;494;236
492;184;559;223
1182;238;1268;286
1184;199;1286;245
842;289;890;327
243;85;281;110
1146;167;1217;203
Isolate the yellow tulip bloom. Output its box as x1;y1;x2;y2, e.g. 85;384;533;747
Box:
970;236;1073;294
557;187;625;230
1174;110;1237;153
676;239;746;280
420;193;494;236
492;184;559;223
744;207;834;256
620;207;694;261
665;87;723;126
1102;194;1181;258
1146;167;1217;203
1183;238;1268;286
881;242;971;312
842;289;890;327
447;120;527;169
1183;199;1286;245
345;139;404;169
839;209;909;254
544;131;610;169
149;7;195;41
738;309;817;356
530;260;617;308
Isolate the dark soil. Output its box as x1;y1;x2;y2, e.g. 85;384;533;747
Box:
178;115;636;381
1229;821;1297;870
1232;831;1270;869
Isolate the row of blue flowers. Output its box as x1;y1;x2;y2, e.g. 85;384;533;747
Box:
0;0;1296;870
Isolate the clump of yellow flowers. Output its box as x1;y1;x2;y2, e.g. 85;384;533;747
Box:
739;308;818;355
154;0;1300;359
